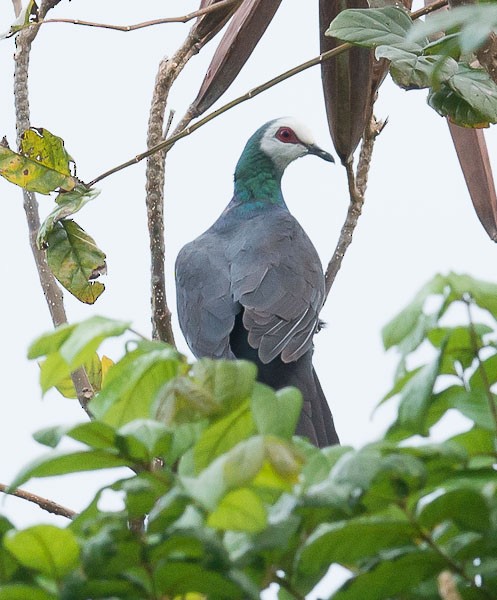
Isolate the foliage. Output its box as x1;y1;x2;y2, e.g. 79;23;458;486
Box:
1;273;497;599
326;6;497;127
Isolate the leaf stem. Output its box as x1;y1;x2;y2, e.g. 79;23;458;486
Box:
273;574;306;600
0;483;76;519
403;503;493;599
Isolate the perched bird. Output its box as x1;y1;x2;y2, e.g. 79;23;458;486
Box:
175;117;339;447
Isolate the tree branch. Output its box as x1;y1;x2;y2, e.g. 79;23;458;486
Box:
35;0;239;32
13;0;94;415
145;30;205;343
0;483;76;520
88;41;354;187
87;0;449;189
324;115;384;299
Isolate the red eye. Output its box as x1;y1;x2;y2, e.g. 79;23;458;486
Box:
276;127;300;144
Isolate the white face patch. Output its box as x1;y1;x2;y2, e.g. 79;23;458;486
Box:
259;117;316;172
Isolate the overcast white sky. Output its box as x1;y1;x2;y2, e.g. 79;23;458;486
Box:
1;1;496;575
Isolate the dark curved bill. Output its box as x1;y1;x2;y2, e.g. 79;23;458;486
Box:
306;143;335;163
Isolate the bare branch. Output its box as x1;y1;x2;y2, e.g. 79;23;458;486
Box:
37;0;239;33
324;116;384;299
14;0;94;415
88;42;354;187
145;30;206;344
0;483;76;520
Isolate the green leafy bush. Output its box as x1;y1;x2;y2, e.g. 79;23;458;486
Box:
1;273;497;599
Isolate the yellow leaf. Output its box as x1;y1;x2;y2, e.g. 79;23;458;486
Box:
0;129;76;194
101;355;114;385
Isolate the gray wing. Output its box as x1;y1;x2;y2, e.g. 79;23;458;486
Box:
175;233;238;359
228;210;324;364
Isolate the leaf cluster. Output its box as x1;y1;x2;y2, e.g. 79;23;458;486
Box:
1;273;497;598
327;6;497;127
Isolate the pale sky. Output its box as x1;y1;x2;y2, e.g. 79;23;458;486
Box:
1;4;496;591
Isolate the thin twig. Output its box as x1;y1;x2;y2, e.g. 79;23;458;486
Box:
465;298;497;432
324;116;384;298
403;503;493;599
411;0;449;18
88;42;353;187
35;0;239;33
273;575;306;600
87;0;448;188
0;483;76;520
13;0;94;415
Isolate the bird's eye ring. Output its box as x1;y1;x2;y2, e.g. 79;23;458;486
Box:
276;127;299;144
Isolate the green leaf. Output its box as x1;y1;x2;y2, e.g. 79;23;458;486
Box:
390;352;443;438
0;129;76;194
417;488;490;532
0;585;56;600
251;385;302;439
20;128;74;176
410;5;497;54
445;386;497;429
116;419;172;462
37;184;100;247
27;322;76;359
46;220;106;304
207;487;267;532
4;525;79;579
194;400;255;472
34;421;117;450
446;272;497;320
112;473;169;518
153;562;241;599
429;84;492;128
332;549;445;599
375;46;457;89
448;65;497;123
90;343;181;426
58;316;130;369
326;6;418;50
295;516;416;591
10;449;132;489
449;426;496;456
382;274;446;350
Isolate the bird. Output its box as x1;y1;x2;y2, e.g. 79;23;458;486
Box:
175;117;339;447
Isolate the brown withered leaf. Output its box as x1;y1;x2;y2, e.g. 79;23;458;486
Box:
320;0;374;164
448;125;497;241
192;0;283;116
192;0;241;47
424;0;497;241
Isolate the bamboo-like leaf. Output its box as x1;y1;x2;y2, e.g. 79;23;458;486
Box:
45;220;106;304
320;0;374;163
191;0;239;47
448;125;497;241
192;0;283;115
423;0;497;242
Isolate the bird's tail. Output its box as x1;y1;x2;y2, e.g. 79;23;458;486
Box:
295;366;339;448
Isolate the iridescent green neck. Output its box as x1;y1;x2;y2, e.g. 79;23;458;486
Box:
233;131;285;206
